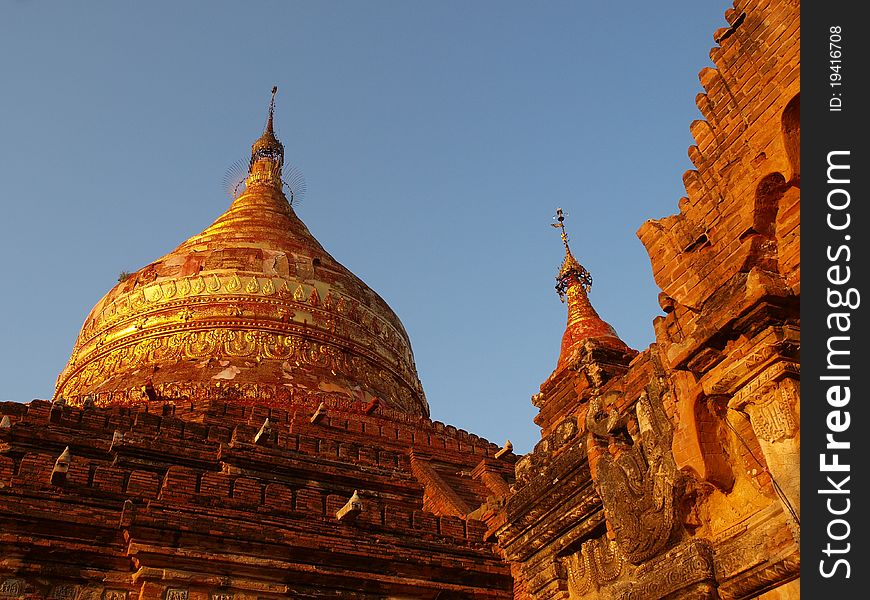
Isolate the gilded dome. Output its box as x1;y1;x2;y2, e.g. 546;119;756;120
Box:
55;92;428;416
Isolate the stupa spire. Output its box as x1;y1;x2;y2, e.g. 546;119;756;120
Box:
247;86;285;188
550;208;627;369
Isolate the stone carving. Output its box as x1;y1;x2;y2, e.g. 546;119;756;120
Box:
102;590;127;600
586;388;679;564
50;584;81;600
585;362;605;388
511;416;579;489
719;553;800;600
726;360;799;405
564;536;625;597
165;590;189;600
0;579;24;598
730;367;799;443
615;540;716;600
744;384;798;443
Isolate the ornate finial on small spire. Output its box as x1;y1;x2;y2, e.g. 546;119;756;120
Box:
248;86;285;186
551;208;592;300
552;207;570;251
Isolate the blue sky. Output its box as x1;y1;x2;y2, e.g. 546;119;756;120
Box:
0;1;733;453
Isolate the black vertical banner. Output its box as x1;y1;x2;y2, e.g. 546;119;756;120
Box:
802;1;868;596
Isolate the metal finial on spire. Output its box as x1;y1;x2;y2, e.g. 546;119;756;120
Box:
551;207;571;251
267;86;278;132
551;208;593;300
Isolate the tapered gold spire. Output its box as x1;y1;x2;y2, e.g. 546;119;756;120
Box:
551;208;627;369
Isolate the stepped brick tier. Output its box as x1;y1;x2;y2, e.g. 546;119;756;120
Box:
2;0;799;598
496;0;800;598
0;397;516;598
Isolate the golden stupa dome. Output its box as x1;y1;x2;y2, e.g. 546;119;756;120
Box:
55;89;428;416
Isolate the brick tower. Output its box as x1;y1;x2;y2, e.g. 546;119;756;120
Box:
496;1;800;598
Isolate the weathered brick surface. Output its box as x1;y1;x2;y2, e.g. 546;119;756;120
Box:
93;466;127;493
199;471;231;498
1;397;515;597
126;469;159;498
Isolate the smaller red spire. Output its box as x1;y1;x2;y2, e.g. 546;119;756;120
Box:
550;209;628;369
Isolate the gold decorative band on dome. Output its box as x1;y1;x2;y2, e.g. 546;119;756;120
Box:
72;274;412;364
87;274;365;316
58;269;426;415
57;327;423;414
63;312;419;394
